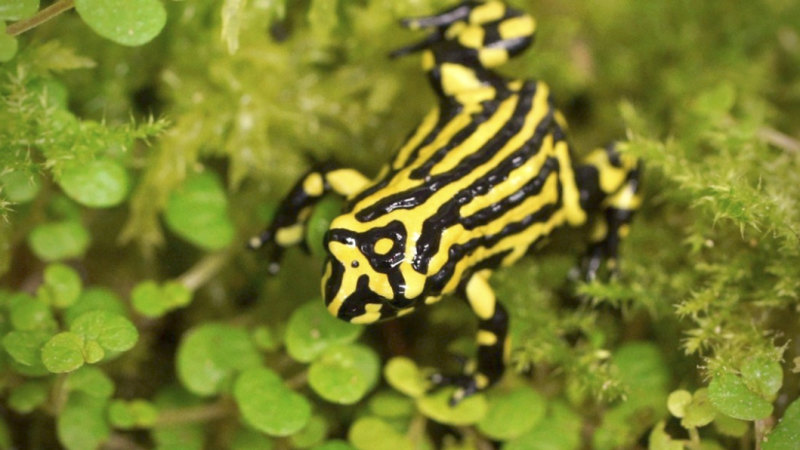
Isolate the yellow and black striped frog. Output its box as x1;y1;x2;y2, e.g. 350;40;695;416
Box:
251;0;641;404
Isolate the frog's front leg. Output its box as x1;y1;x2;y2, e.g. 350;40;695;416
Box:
574;145;643;281
249;163;370;273
430;270;508;405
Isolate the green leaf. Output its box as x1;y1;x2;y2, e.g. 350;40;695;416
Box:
70;311;138;353
348;416;414;450
2;329;50;370
38;263;83;308
416;388;487;426
176;323;262;396
8;380;49;413
741;356;783;400
708;373;773;420
667;390;693;418
384;357;428;398
647;421;684;450
312;441;356;450
0;0;38;20
233;367;311;437
67;366;115;399
57;158;129;208
285;301;362;363
164;172;234;250
307;196;343;258
308;344;379;404
64;287;127;326
763;397;800;450
681;388;716;429
9;293;56;331
28;220;90;261
131;280;192;318
477;386;547;440
713;413;748;438
252;325;279;352
0;170;40;203
0;27;16;63
505;401;582;450
231;427;275;450
41;332;85;373
368;391;415;418
290;414;328;448
108;399;159;429
56;393;110;450
74;0;166;46
613;341;669;405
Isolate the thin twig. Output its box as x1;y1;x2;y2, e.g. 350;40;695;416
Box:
155;400;235;427
6;0;75;36
177;252;230;291
758;126;800;153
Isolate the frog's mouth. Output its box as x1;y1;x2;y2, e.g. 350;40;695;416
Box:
322;259;391;324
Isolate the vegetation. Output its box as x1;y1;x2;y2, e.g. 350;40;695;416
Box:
1;0;799;448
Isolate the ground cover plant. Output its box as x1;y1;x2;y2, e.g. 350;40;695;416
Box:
1;0;799;448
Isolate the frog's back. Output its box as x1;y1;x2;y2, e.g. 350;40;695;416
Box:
337;79;574;296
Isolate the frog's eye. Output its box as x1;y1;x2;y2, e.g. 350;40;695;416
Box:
373;238;394;255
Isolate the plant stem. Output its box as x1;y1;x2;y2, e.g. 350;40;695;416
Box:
688;427;701;450
178;252;230;291
6;0;75;36
156;400;235;427
758;126;800;153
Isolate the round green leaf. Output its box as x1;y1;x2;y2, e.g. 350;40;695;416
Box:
9;293;56;331
8;380;49;413
309;344;379;404
109;399;158;429
131;280;167;318
252;325;279;352
416;388;487;426
613;341;669;403
713;413;748;438
58;159;129;208
368;391;415;418
74;0;166;46
231;427;275;450
681;388;716;429
42;332;85;373
56;393;110;450
165;172;234;250
741;356;783;400
108;400;136;429
290;414;327;448
285;301;362;363
763;397;800;450
708;373;773;420
68;366;115;399
70;311;138;353
0;170;40;203
667;390;692;418
163;281;192;307
39;263;82;308
348;416;414;450
505;401;582;450
83;340;105;363
477;386;547;440
28;220;90;261
307;196;343;258
384;357;427;398
0;23;18;62
2;330;51;370
64;287;126;326
176;323;262;396
312;441;356;450
0;0;39;20
233;367;311;437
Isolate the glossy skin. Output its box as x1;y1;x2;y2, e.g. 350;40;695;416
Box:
250;0;642;403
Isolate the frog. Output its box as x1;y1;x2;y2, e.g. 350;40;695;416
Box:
250;0;641;404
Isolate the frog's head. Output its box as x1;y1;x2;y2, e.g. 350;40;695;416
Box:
321;220;416;324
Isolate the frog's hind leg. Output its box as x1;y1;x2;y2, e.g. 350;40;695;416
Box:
392;1;536;99
248;162;370;273
573;144;643;281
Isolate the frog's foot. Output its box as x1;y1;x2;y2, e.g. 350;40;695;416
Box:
428;371;483;406
576;242;619;283
247;229;284;275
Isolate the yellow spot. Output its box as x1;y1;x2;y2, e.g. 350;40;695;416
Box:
349;302;382;325
479;48;509;68
508;80;523;91
470;1;505;24
440;63;483;97
458;26;484;49
422;50;435;71
477;330;498;346
302;173;324;197
606;184;642;210
590;220;608;243
465;271;495;320
619;224;630;238
584;148;626;194
424;296;441;305
503;336;512;363
444;21;467;40
325;169;370;197
474;373;490;389
374;238;394;255
397;307;415;317
275;225;303;246
498;15;536;40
